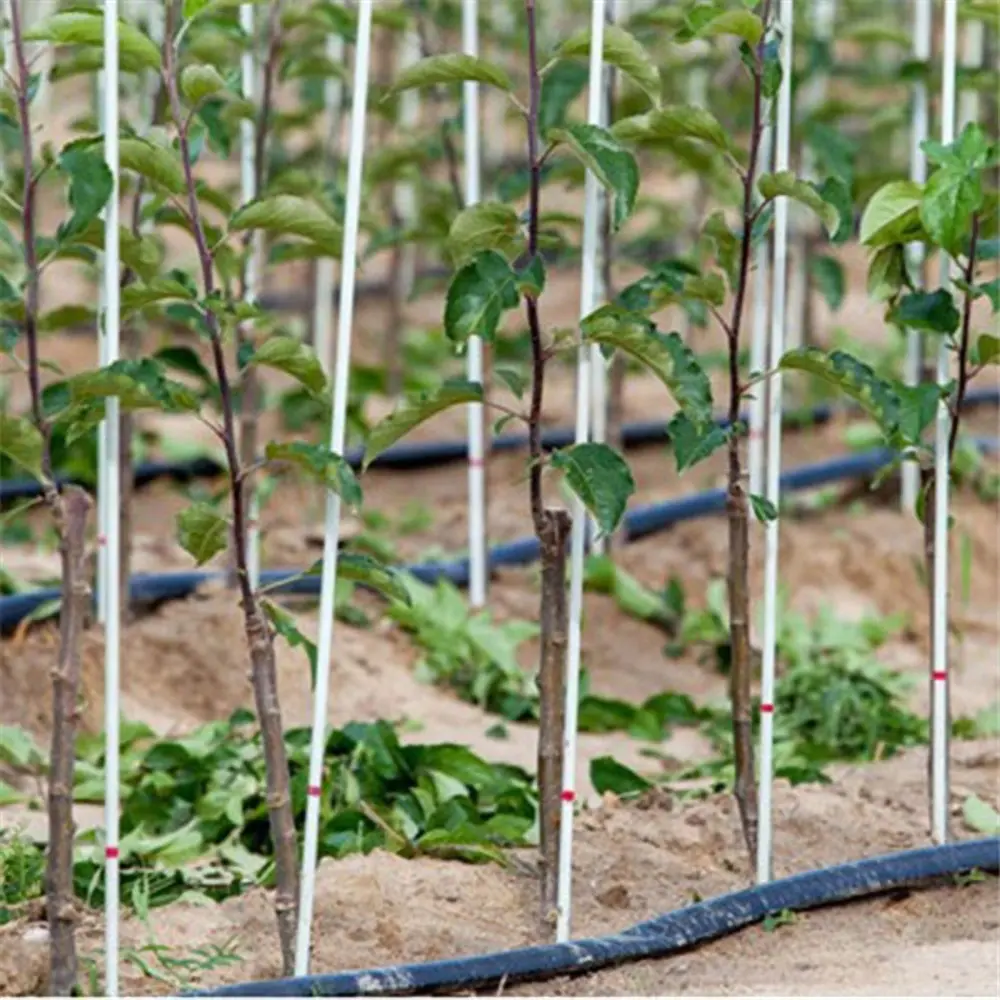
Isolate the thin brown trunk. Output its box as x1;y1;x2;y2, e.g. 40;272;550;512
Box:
164;8;298;970
537;508;570;929
45;486;92;996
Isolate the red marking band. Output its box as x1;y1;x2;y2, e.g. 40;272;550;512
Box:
469;457;485;469
97;534;107;546
105;846;119;860
760;703;775;714
749;428;765;440
932;671;947;682
560;790;576;803
307;785;322;798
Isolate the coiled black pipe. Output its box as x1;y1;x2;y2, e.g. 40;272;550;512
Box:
3;439;996;633
3;386;998;503
188;837;999;997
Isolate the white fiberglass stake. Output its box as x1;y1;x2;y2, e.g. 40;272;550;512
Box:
930;0;960;847
755;0;794;886
312;27;345;372
556;0;605;945
901;0;932;514
101;2;122;993
294;0;374;974
463;0;488;609
240;2;262;589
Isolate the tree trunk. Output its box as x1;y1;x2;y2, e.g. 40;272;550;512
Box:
46;486;92;996
536;508;571;930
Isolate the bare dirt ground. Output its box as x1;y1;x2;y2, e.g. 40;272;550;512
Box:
2;50;1000;1000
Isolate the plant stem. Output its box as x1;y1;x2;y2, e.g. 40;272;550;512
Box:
537;507;570;928
162;8;298;972
523;0;568;929
11;6;92;992
722;0;773;861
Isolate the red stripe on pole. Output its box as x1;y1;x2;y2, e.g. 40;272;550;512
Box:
469;457;485;468
97;534;107;546
307;785;322;797
760;703;775;713
560;790;575;803
105;846;119;860
932;671;947;682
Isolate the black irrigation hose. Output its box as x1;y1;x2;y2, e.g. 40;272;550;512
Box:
3;386;999;503
3;437;997;632
189;837;1000;997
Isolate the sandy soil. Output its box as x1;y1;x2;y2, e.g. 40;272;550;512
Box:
2;37;1000;1000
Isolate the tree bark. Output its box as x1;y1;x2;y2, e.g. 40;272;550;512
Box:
46;486;92;996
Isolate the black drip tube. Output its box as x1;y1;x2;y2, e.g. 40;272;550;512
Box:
188;837;999;997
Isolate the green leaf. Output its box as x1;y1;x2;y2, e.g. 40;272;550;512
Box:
58;145;113;243
24;11;161;71
779;348;904;443
0;414;45;479
860;180;923;247
895;383;943;444
118;137;187;195
181;64;228;107
230;195;343;257
446;203;521;265
551;442;635;536
688;7;765;45
581;305;713;426
613;104;729;154
815;176;854;245
248;336;327;395
264;442;362;507
66;359;200;413
517;256;546;298
962;794;1000;835
554;24;661;106
921;165;983;257
153;345;214;388
549;124;639;231
683;272;726;307
750;494;778;522
668;412;730;472
444;251;520;344
494;368;528;399
972;333;1000;366
979;279;1000;313
122;277;197;315
539;61;588;136
176;502;229;565
0;725;46;771
889;289;961;335
363;379;484;470
307;552;411;605
811;255;846;311
385;54;511;96
262;599;318;687
758;171;839;237
589;756;652;798
867;245;906;302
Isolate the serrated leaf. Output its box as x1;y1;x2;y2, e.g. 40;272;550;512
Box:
24;11;161;71
972;333;1000;366
248;336;327;395
815;175;854;245
181;64;228;107
552;442;635;535
811;254;846;311
779;347;905;443
758;171;839;237
444;251;520;344
58;145;114;243
920;164;983;257
306;552;410;604
122;277;197;315
613;104;729;154
0;414;45;480
176;502;229;565
555;24;661;106
447;203;521;265
153;345;215;389
264;442;362;507
385;54;511;96
590;755;651;798
539;60;588;136
668;412;730;472
0;724;46;771
66;359;200;413
581;305;713;425
890;289;961;335
860;180;923;247
494;368;528;399
684;272;726;306
262;599;319;687
962;794;1000;835
549;124;638;231
363;380;484;470
517;256;546;298
979;279;1000;313
895;383;943;443
230;195;343;257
